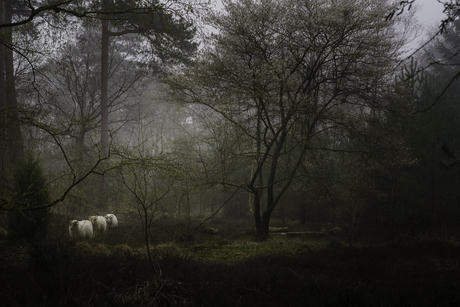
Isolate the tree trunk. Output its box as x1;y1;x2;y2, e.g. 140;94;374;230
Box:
255;128;287;238
0;0;24;187
253;189;272;238
255;208;272;238
101;18;109;158
0;0;7;188
75;131;87;178
99;4;109;209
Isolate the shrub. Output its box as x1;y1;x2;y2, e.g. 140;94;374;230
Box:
7;152;51;243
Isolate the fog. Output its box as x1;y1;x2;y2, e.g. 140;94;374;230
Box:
2;0;460;305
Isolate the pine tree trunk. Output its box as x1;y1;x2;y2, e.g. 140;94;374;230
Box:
99;6;109;209
101;19;109;158
0;0;7;188
0;0;24;185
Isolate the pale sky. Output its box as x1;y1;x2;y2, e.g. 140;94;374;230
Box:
416;0;445;26
407;0;446;51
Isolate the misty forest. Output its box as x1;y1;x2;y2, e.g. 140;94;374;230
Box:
2;0;460;306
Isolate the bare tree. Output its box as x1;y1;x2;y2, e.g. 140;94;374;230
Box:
166;0;410;237
0;0;206;212
114;132;178;275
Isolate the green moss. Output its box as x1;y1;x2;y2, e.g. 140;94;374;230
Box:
186;237;323;261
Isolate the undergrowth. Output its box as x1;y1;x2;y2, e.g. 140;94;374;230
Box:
1;217;460;306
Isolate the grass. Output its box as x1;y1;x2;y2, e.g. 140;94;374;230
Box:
1;216;460;306
186;236;332;261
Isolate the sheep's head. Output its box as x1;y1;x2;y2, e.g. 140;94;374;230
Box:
89;216;97;224
106;214;114;221
69;220;79;230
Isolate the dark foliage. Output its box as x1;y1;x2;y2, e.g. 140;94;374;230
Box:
1;219;460;307
7;153;51;243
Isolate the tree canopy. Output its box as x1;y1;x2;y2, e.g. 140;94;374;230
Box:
166;0;409;237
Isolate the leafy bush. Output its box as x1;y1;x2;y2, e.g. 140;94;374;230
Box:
7;152;51;243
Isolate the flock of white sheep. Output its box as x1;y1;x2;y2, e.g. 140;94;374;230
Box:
68;214;118;241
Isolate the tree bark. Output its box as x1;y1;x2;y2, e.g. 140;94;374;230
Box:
101;19;109;158
0;0;7;187
0;0;24;187
253;188;271;238
99;1;109;209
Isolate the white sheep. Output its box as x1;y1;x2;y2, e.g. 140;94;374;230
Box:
105;214;118;229
89;215;107;237
69;220;93;241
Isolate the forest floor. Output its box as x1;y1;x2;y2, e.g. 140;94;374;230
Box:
1;215;460;306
